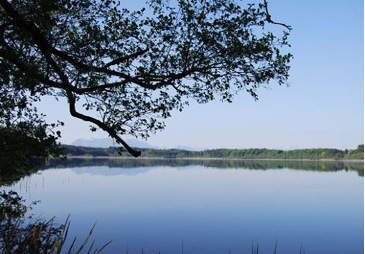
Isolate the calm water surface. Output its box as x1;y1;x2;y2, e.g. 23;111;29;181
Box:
1;159;363;254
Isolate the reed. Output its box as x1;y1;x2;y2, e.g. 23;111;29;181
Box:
0;190;111;254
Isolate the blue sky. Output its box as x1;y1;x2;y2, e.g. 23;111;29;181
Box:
40;0;364;150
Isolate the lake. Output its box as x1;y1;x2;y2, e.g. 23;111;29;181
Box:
1;159;363;254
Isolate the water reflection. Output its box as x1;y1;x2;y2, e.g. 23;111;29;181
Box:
1;158;363;186
42;158;364;176
0;159;363;254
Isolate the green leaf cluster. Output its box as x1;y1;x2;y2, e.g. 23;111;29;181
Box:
0;125;62;171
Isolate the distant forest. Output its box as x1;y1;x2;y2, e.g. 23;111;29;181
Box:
63;144;364;160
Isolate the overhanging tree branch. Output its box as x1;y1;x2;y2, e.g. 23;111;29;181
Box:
0;0;154;91
66;91;141;157
0;0;292;158
263;0;292;30
103;48;149;68
0;0;142;157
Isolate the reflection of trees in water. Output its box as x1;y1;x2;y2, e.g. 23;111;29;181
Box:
44;158;364;176
1;158;363;186
0;158;46;186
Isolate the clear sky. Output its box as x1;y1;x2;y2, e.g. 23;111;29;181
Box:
39;0;364;150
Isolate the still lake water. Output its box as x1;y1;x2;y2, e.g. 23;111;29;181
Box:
1;159;364;254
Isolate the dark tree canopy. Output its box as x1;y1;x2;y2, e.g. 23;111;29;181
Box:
0;0;292;157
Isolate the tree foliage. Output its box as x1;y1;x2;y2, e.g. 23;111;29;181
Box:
62;145;364;161
0;0;292;157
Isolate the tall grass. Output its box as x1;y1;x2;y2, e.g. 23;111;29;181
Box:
0;190;111;254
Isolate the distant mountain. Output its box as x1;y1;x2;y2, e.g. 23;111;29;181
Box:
69;138;203;150
70;138;154;149
174;145;204;151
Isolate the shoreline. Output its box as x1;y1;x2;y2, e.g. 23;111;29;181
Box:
60;156;364;163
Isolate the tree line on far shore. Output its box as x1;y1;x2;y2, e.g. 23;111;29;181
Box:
63;144;364;160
